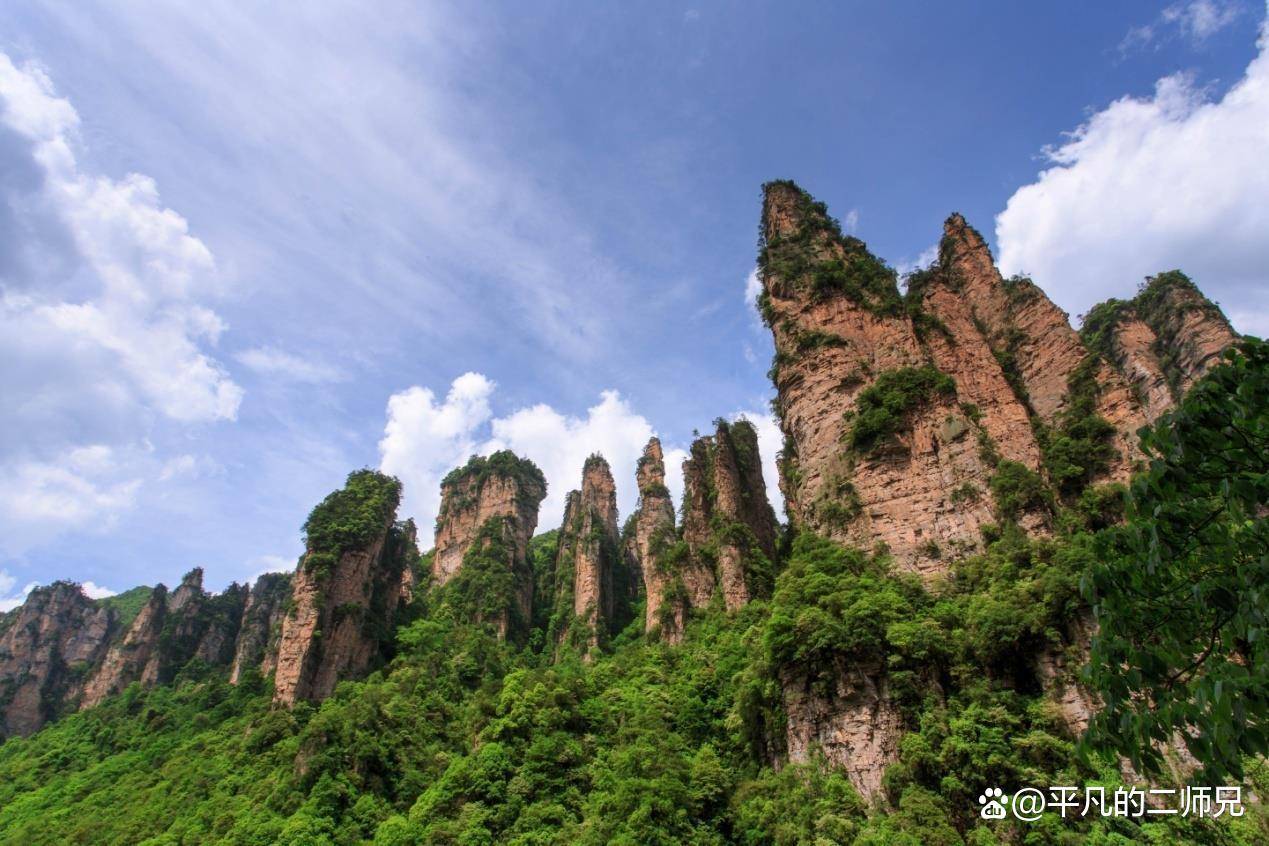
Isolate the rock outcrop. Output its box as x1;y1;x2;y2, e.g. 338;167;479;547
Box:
623;438;682;640
761;182;1006;575
781;661;905;802
273;470;416;705
81;585;169;709
229;572;293;684
552;456;630;656
431;452;547;638
1081;270;1239;422
0;582;115;737
680;420;779;609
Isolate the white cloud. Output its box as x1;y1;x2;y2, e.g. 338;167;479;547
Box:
80;581;117;599
895;243;939;279
0;446;141;534
743;267;762;310
998;13;1269;336
842;208;860;234
0;572;38;612
246;554;295;583
0;53;241;545
486;390;665;531
378;373;496;543
236;346;345;384
1120;1;1242;54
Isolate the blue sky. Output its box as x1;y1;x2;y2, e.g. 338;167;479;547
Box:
2;1;1267;604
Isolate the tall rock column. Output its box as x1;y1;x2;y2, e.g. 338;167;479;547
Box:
430;452;546;638
81;586;168;709
273;470;416;705
229;572;293;684
0;582;115;737
553;455;628;656
760;181;1001;575
624;438;682;640
680;420;779;609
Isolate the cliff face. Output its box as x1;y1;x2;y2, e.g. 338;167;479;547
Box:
761;183;1008;576
624;439;681;639
229;572;293;684
680;420;779;609
1082;271;1239;422
81;586;169;709
0;583;114;737
432;452;547;638
553;456;628;656
273;470;416;705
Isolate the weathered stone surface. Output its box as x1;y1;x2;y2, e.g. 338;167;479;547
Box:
229;572;293;684
1084;272;1239;422
781;661;905;802
273;519;415;705
0;582;115;737
940;213;1148;483
624;438;683;640
553;456;628;656
761;184;1005;574
81;586;169;709
681;420;779;608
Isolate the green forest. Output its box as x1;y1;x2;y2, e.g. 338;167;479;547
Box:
0;340;1264;846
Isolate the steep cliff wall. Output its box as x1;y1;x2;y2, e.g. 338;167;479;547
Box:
680;420;779;609
760;182;1006;575
229;572;293;684
552;456;629;656
0;583;115;737
432;452;547;639
81;586;169;709
273;470;415;705
623;438;681;639
1082;270;1239;421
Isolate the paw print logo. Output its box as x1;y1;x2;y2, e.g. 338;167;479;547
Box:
978;787;1007;820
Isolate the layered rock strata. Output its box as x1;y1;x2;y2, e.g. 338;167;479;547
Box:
623;438;682;640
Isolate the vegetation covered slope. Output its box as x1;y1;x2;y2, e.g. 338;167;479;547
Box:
0;344;1265;846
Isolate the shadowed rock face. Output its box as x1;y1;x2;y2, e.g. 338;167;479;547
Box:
681;420;779;609
273;520;416;706
0;582;114;737
553;456;628;656
81;586;169;710
229;572;293;684
624;438;681;639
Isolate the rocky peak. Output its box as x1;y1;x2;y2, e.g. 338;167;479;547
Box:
553;455;629;656
1082;271;1239;421
433;451;547;588
81;585;169;709
273;470;415;705
681;419;779;610
625;438;681;639
432;452;547;639
0;582;114;737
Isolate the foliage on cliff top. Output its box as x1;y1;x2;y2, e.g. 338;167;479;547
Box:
758;181;903;317
302;470;402;567
96;585;154;630
844;366;957;454
439;451;547;521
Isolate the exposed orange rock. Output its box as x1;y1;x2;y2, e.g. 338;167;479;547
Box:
553;456;629;656
1083;271;1239;422
624;438;682;640
81;585;168;709
273;519;415;705
0;582;114;737
431;452;546;638
681;420;779;609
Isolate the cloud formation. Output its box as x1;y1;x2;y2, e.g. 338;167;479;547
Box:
0;53;240;547
1121;1;1243;54
997;14;1269;335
